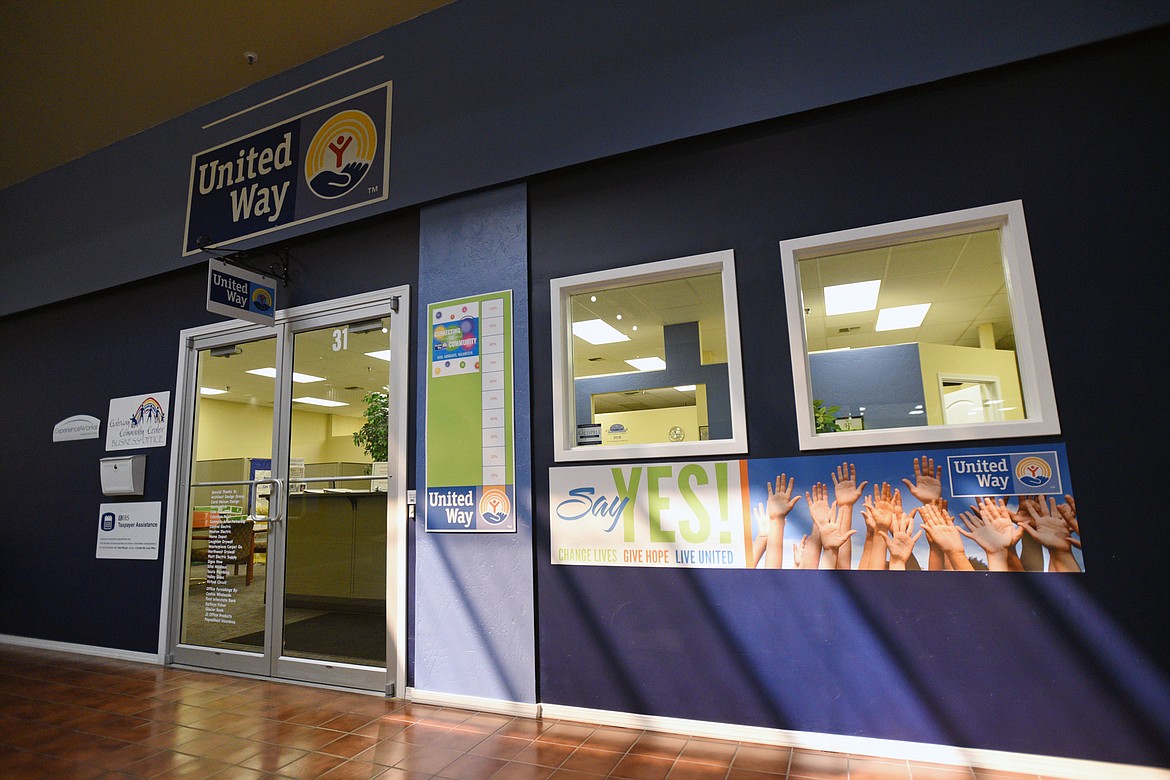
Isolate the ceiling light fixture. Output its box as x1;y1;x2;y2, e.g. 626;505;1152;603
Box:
364;350;392;362
823;280;881;316
199;387;227;395
674;385;696;392
292;397;348;407
626;357;666;372
573;318;630;345
875;303;931;331
246;367;325;383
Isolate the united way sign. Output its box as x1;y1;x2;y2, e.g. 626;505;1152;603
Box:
206;259;277;325
183;83;391;256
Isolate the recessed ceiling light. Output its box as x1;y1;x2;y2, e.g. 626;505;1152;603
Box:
199;387;227;395
674;385;696;392
246;367;325;383
875;303;931;331
626;357;666;371
823;280;881;316
573;319;630;345
292;397;348;407
908;409;924;415
365;350;392;362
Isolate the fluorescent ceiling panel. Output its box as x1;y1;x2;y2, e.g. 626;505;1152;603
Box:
199;387;227;395
626;357;666;371
572;318;630;345
292;397;348;407
823;279;881;315
246;367;325;383
364;350;392;362
875;303;931;331
674;385;696;392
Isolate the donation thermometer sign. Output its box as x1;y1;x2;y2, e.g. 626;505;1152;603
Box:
549;461;750;567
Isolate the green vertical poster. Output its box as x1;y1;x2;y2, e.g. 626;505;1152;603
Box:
425;291;515;532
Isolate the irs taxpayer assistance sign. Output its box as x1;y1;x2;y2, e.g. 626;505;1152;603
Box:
183;83;391;256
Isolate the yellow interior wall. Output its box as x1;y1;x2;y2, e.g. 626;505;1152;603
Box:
194;398;368;464
596;406;700;445
917;343;1026;425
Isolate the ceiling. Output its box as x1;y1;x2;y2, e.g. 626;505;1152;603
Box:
0;0;453;191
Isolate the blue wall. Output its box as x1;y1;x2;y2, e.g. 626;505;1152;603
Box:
414;185;535;702
3;2;1168;317
528;28;1170;765
810;344;928;430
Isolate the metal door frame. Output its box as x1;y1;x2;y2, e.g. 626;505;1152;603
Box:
160;285;409;695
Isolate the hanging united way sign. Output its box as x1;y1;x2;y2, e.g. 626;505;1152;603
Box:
206;259;277;325
183;83;392;256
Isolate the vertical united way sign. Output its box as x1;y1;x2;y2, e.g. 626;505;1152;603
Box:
425;292;516;533
183;83;392;256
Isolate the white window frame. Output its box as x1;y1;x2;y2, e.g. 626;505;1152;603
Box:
550;249;748;462
780;200;1060;450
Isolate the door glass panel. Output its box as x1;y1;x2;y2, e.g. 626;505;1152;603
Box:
180;337;276;652
283;318;389;666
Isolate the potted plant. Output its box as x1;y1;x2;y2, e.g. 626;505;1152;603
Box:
353;390;388;463
813;399;842;434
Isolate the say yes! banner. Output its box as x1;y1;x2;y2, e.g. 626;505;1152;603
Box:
548;444;1080;571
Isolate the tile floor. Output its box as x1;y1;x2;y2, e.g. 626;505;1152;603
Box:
0;644;1086;779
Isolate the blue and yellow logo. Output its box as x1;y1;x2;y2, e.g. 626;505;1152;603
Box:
251;286;272;312
304;110;377;199
1015;456;1053;488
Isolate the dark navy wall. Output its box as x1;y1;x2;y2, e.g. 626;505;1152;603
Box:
529;29;1170;764
3;2;1168;317
0;209;419;652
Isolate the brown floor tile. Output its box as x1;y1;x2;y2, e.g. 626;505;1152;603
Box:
319;760;392;780
537;722;596;747
732;744;791;773
320;732;382;759
469;733;534;761
727;767;787;779
435;752;511;779
491;761;556;780
392;744;464;774
610;752;675;780
559;746;625;775
238;744;310;772
678;738;738;766
628;733;687;760
580;726;642;753
849;757;912;779
788;748;850;778
512;739;576;767
666;758;731;779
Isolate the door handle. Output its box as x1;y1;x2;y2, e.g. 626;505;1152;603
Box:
250;478;284;524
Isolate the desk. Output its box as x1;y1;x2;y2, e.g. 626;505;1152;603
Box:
284;492;387;613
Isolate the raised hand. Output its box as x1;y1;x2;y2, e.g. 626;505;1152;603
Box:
901;456;942;504
831;462;868;507
863;483;901;535
792;536;808;569
805;482;832;526
763;475;801;570
958;506;1022;571
766;474;802;520
886;511;923;570
816;504;857;552
918;501;974;570
1023;497;1082;572
1057;494;1079;536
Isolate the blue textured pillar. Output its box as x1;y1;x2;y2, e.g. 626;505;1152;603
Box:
414;184;535;703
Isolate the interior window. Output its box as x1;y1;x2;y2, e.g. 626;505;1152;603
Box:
550;250;747;461
780;201;1060;449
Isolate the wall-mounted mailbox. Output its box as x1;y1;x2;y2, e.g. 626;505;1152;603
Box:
100;455;146;496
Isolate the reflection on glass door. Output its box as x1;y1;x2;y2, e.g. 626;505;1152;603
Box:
282;317;390;667
179;337;276;656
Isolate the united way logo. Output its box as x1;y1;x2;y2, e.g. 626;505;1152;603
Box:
251;286;273;312
1015;456;1053;488
304;110;377;199
479;488;511;526
130;397;166;428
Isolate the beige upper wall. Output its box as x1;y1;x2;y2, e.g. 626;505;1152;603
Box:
194;397;367;464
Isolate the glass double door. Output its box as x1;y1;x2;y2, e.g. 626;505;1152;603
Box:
169;292;404;693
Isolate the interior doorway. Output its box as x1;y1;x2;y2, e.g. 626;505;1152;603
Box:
164;287;409;694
